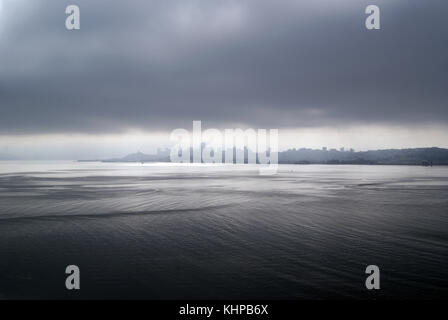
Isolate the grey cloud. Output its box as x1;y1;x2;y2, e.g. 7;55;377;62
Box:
0;0;447;134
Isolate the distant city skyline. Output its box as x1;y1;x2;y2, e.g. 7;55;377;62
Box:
1;124;448;160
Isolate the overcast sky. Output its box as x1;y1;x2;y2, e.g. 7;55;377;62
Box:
0;0;447;158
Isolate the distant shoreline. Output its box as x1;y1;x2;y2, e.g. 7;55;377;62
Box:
76;147;448;167
75;160;448;167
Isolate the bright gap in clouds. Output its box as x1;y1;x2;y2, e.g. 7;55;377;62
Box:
1;125;447;160
280;125;448;152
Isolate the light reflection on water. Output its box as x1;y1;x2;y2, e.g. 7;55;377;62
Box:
0;161;447;299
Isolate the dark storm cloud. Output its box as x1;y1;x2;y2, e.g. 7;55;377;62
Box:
0;0;447;134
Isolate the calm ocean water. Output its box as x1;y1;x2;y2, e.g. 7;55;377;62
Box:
0;161;447;299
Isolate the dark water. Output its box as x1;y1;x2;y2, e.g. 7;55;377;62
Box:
0;161;447;299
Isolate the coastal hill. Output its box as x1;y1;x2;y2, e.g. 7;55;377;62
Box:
99;147;448;166
103;150;170;163
279;147;448;165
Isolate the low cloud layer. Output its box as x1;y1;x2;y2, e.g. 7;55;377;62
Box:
0;0;447;134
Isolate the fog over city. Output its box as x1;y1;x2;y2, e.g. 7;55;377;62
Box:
0;0;447;159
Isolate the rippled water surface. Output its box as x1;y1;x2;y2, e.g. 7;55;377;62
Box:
0;161;447;299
